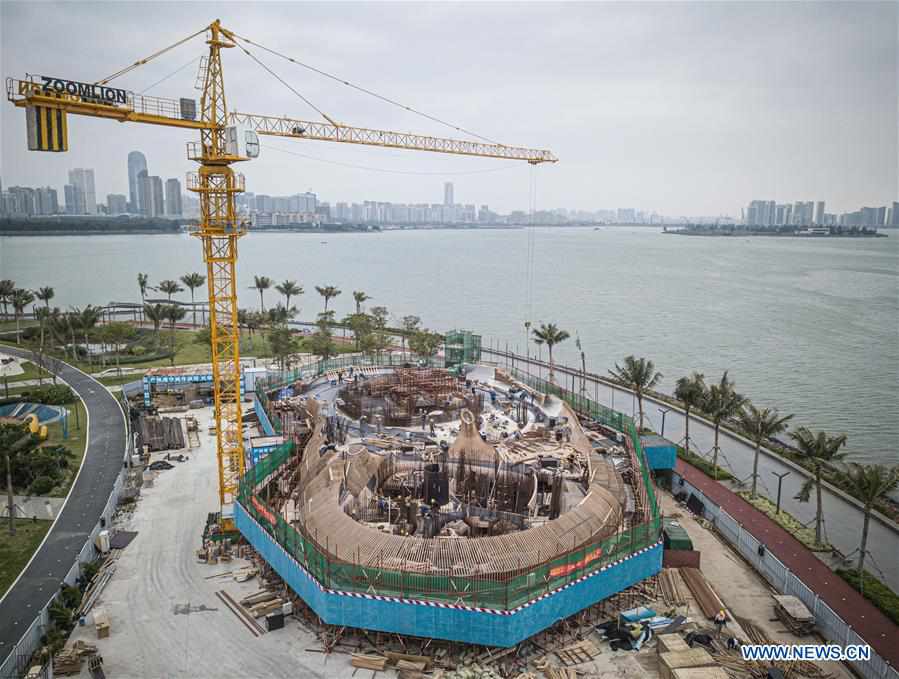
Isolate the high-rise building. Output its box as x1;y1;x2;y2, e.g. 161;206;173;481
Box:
107;194;128;215
149;176;165;217
64;184;83;215
67;168;96;214
814;201;825;225
36;187;59;215
128;151;148;213
137;170;150;216
444;182;454;206
165;178;182;216
7;186;37;216
891;202;899;226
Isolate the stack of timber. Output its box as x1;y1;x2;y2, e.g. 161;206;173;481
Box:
772;594;815;635
76;552;119;617
670;669;729;679
656;633;691;655
723;617;833;679
659;568;687;607
240;590;284;618
139;415;186;451
658;648;716;679
679;568;727;620
555;639;600;666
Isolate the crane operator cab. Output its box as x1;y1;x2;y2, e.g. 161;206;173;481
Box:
225;124;259;159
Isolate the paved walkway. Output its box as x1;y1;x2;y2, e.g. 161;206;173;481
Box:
0;347;127;667
677;458;899;669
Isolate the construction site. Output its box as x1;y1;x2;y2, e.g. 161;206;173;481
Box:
49;356;857;679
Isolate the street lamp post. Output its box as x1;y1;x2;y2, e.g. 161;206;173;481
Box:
658;407;671;437
772;471;791;515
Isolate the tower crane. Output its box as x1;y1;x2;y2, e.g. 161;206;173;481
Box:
6;20;557;531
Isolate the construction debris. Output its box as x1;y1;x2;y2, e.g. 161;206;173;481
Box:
351;653;388;670
139;415;186;451
53;640;98;676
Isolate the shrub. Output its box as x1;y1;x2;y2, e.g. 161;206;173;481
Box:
130;344;146;356
837;569;899;626
20;384;76;404
29;475;56;495
676;445;735;482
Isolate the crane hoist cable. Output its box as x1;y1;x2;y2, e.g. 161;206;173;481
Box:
229;31;502;145
261;142;520;176
139;56;202;95
233;40;339;127
95;25;208;86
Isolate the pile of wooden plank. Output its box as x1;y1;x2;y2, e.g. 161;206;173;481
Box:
351;654;388;670
554;639;599;666
658;648;716;679
240;590;284;618
93;607;110;638
139;415;186;451
773;594;815;636
678;568;727;620
659;568;687;607
76;552;119;617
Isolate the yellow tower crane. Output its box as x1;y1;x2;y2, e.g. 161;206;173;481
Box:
7;20;557;530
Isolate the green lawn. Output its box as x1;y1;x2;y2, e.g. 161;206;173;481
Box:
44;399;88;498
0;360;52;385
0;519;52;598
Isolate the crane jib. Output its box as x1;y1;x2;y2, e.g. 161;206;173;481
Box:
39;76;127;105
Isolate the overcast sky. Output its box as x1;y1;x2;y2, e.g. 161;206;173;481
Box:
1;1;896;216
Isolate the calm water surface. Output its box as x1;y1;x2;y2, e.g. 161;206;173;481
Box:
2;227;897;464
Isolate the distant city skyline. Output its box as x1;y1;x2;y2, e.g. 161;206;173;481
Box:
1;2;895;216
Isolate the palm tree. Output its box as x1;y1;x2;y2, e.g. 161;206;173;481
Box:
532;322;570;385
34;286;54;310
790;427;848;546
315;285;341;312
609;355;662;431
0;279;15;318
137;273;150;315
143;303;166;341
164;305;187;364
702;372;746;480
353;290;370;314
158;279;183;301
251;275;272;312
841;463;899;575
180;273;206;327
275;280;303;312
739;404;794;498
674;372;706;455
71;305;102;368
11;289;35;345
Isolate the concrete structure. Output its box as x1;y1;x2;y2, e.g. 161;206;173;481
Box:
106;193;128;215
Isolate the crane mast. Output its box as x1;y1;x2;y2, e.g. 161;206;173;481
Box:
190;21;246;519
5;20;556;531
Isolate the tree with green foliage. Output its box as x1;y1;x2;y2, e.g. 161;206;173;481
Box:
790;427;848;546
275;280;303;312
72;305;101;368
532;322;570;385
34;286;54;309
11;288;35;345
400;315;421;356
344;312;374;351
352;290;370;314
164;305;187;364
157;279;183;301
370;305;389;330
307;313;337;359
0;279;15;318
840;463;899;575
739;403;793;498
252;275;272;312
315;285;341;312
180;273;206;327
702;371;746;480
608;355;662;431
102;322;137;372
2;421;35;534
143;303;166;341
267;304;295;328
268;326;299;371
674;372;706;456
409;329;442;360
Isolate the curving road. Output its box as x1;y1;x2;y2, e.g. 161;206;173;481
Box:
0;347;127;666
484;349;899;592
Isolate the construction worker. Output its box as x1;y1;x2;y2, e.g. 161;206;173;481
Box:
714;609;727;637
